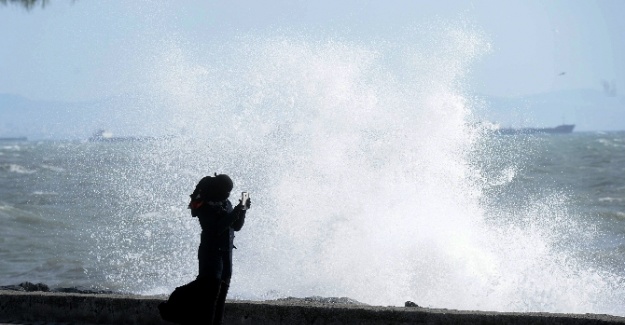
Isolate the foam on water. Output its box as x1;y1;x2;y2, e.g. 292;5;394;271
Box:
86;26;625;315
1;163;36;174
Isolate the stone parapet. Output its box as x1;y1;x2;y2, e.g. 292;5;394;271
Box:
1;290;624;325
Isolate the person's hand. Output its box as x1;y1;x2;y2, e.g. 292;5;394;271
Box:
239;197;251;210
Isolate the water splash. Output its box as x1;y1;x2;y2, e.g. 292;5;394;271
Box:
87;25;625;315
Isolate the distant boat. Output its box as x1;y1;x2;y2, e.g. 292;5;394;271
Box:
87;130;173;142
88;130;152;142
495;124;575;135
0;137;27;141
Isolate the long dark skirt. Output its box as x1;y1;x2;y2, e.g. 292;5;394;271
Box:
159;248;233;324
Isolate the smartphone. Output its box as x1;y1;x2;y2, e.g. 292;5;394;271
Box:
241;192;249;210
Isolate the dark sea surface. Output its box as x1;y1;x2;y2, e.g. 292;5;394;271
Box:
1;132;624;315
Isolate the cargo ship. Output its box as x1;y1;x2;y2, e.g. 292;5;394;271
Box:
495;124;575;135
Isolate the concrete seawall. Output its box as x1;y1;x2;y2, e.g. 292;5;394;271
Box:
1;290;624;324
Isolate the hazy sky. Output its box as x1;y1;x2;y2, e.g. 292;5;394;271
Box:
1;0;624;102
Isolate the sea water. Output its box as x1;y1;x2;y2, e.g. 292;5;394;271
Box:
1;28;625;315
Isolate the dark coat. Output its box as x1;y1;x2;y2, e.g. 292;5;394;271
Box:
192;199;245;251
192;199;245;280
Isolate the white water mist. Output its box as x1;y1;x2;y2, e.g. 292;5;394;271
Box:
89;26;625;315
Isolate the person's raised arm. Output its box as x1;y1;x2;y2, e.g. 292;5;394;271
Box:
231;205;246;231
230;197;251;230
214;199;249;233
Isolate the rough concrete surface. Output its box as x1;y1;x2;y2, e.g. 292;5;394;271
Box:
1;290;624;325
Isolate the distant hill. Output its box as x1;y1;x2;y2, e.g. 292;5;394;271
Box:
0;94;89;139
0;93;168;140
475;88;625;132
2;88;624;139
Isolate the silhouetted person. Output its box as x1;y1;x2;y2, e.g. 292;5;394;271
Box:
189;173;250;324
160;173;250;325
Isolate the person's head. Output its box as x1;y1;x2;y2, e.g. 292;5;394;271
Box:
196;173;233;201
212;173;233;200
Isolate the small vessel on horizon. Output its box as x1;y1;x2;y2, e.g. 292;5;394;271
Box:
495;124;575;135
88;130;151;142
88;130;173;142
